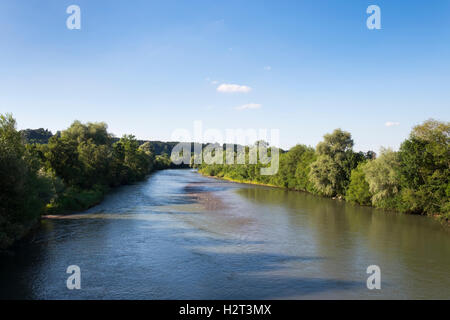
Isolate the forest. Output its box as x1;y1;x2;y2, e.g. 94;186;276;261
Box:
0;114;177;249
197;119;449;223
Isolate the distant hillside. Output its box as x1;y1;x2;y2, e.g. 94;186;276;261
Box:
112;138;183;156
20;129;278;156
20;128;53;144
21;128;197;156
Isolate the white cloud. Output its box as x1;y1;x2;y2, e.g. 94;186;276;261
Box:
385;121;400;127
217;83;252;93
264;66;272;71
235;103;261;111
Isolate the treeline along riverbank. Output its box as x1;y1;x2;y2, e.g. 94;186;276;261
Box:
1;114;448;249
197;119;449;224
0;114;185;249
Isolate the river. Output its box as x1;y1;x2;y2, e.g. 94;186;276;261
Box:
0;169;449;299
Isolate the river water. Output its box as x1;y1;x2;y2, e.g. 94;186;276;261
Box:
0;169;449;299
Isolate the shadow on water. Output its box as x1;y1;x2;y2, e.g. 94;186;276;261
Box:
235;186;450;299
235;186;450;254
0;213;359;300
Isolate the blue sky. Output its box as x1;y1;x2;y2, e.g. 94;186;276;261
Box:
0;0;449;152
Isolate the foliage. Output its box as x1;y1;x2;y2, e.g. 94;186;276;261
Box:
346;162;372;205
308;129;361;196
294;147;317;193
0;114;51;249
2;114;449;250
0;115;176;248
198;120;449;222
20;128;53;144
397;119;449;216
276;145;314;189
363;148;401;208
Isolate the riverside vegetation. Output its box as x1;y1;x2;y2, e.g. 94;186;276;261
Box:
0;114;177;249
197;119;449;223
1;114;448;249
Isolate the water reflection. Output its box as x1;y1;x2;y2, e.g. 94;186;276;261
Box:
236;186;450;299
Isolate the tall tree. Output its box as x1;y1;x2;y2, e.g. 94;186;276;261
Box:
309;129;356;196
363;148;401;208
398;119;449;215
0;114;49;248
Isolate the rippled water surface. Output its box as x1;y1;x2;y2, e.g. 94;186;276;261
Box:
1;169;449;299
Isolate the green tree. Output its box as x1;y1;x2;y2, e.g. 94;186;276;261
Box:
397;119;449;216
309;129;356;197
276;145;310;188
363;148;401;208
346;162;372;205
294;147;317;192
45;135;81;186
0;114;50;248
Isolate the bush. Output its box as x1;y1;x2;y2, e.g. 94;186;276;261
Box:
46;185;108;214
346;162;372;206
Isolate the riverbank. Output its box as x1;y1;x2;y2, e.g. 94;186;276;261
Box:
197;170;449;226
199;173;281;189
1;186;110;250
1;169;169;251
